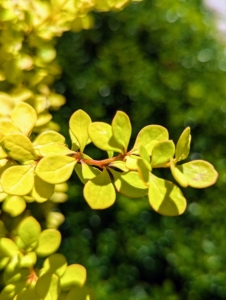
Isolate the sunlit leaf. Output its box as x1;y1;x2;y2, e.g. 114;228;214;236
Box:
88;122;123;152
33;131;65;146
19;251;37;268
11;102;37;136
43;254;67;277
69;129;80;151
36;273;60;300
39;144;75;156
2;196;26;217
36;229;61;257
177;160;218;188
3;133;38;162
74;162;101;184
109;160;129;172
83;169;116;209
18;216;41;246
151;140;175;167
130;125;169;155
112;111;131;152
17;289;40;300
148;174;186;216
109;169;148;198
65;286;95;300
139;145;151;170
137;159;150;185
69;110;91;152
0;121;21;135
175;127;191;162
31;175;55;202
125;155;140;171
170;159;188;188
0;238;19;257
1;165;34;196
35;155;77;184
60;264;87;291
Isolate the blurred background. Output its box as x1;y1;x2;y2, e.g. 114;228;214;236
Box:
52;0;226;299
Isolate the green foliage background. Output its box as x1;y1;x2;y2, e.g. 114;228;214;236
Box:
53;0;226;299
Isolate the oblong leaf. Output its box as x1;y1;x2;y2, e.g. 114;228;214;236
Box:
130;125;169;155
148;174;186;216
0;121;21;135
83;169;116;209
60;264;87;291
69;110;91;152
112;111;131;152
74;162;101;184
175;127;191;162
3;133;38;162
1;165;34;196
35;155;77;184
11;102;37;136
109;169;148;198
2;196;26;217
0;238;19;257
18;216;41;246
177;160;218;188
170;159;188;188
151;140;175;167
33;131;65;146
36;273;60;300
36;229;61;257
43;254;67;278
31;175;55;202
88;122;123;153
65;286;95;300
38;144;74;156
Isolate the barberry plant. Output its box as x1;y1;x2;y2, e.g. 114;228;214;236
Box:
0;102;218;299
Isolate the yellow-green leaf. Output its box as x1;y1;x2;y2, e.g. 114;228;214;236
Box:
19;252;37;268
88;122;123;153
177;160;218;188
43;254;67;278
18;216;41;246
125;155;140;171
0;121;21;135
1;165;34;196
83;169;116;209
137;159;150;185
36;273;60;300
74;162;101;184
36;229;61;257
31;175;55;203
0;238;19;257
33;131;65;147
109;160;129;172
3;133;37;162
69;110;91;152
175;127;191;162
39;144;75;156
151;140;175;167
65;286;95;300
130;125;169;155
60;264;87;291
2;196;26;217
170;159;188;188
139;145;151;170
35;155;77;184
109;169;148;198
17;289;40;300
112;111;131;152
69;129;80;151
148;174;186;216
11;102;37;136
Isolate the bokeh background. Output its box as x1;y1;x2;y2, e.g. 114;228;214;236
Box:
52;0;226;299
